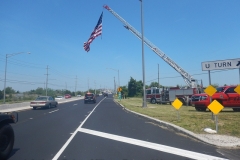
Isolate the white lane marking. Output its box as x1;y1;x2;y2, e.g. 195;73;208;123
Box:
78;128;227;160
52;97;106;160
49;109;59;113
73;104;77;106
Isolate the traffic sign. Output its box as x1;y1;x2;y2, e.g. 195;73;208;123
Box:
202;58;240;71
172;98;183;110
118;87;122;92
207;100;224;115
234;85;240;94
204;85;217;96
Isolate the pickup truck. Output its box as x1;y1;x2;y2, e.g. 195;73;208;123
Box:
191;85;240;112
0;112;18;160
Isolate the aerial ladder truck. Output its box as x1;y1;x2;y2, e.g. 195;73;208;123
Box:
104;5;200;104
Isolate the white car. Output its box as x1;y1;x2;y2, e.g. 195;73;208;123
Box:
77;95;81;97
55;96;63;100
30;96;58;109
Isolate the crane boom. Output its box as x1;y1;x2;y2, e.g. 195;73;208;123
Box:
104;5;196;88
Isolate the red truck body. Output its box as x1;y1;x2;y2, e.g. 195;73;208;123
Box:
191;86;240;111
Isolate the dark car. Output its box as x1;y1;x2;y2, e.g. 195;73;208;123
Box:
103;92;108;97
84;93;96;104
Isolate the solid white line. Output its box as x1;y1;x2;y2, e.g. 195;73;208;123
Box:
78;128;228;160
52;97;106;160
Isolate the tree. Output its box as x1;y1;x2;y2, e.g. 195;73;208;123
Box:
211;83;219;88
0;90;3;99
36;88;44;95
5;87;15;94
120;86;128;98
128;77;136;97
135;80;143;97
149;82;160;88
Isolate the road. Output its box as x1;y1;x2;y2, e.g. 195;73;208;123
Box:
7;95;231;160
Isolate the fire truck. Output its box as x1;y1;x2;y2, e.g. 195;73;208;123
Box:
191;85;240;112
146;87;198;105
104;5;201;102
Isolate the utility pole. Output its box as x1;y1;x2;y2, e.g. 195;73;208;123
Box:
114;77;116;94
88;78;89;92
158;63;160;88
75;76;77;96
65;82;67;91
45;65;49;96
94;81;96;94
140;0;147;108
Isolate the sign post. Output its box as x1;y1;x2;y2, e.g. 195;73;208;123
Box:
207;100;224;133
117;87;122;101
204;85;217;120
172;98;183;121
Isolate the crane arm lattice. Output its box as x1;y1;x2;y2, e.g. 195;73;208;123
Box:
104;5;196;87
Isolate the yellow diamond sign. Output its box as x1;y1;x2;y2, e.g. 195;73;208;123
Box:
208;100;224;115
117;87;122;92
204;85;217;96
234;85;240;94
172;98;183;110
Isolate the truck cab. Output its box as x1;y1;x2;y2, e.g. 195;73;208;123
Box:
191;86;240;111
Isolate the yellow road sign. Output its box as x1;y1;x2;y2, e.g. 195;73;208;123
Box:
172;98;183;110
204;85;217;96
208;100;224;115
118;87;122;92
234;85;240;94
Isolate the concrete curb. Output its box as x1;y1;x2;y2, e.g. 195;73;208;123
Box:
114;100;240;148
0;97;83;112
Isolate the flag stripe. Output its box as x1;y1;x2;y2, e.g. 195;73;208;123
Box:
83;12;103;52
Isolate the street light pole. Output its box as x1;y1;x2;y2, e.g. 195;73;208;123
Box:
140;0;147;108
106;68;120;88
117;69;120;88
3;52;30;104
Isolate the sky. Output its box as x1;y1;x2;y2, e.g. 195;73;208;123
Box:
0;0;240;93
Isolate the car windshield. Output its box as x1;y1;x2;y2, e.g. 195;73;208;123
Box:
85;94;93;97
216;87;225;93
35;97;47;101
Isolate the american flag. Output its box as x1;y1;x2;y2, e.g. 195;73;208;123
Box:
83;12;103;52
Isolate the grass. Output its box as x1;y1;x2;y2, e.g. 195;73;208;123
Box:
116;97;240;138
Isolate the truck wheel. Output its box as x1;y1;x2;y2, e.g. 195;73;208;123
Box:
0;124;14;160
179;98;185;105
151;98;156;104
195;107;200;111
233;108;240;112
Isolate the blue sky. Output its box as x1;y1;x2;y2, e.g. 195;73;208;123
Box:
0;0;240;92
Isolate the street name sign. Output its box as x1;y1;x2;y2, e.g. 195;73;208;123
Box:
202;58;240;71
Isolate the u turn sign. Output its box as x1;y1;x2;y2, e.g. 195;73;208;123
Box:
202;58;240;71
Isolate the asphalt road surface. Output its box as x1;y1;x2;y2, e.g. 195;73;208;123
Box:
8;95;231;160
